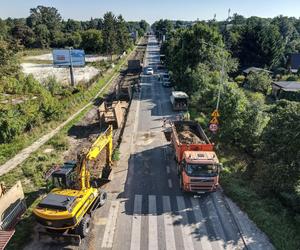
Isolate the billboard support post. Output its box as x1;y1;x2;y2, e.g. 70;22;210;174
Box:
69;48;75;86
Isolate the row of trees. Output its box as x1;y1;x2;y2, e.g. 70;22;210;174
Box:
0;6;149;144
161;22;300;211
153;14;300;70
0;6;149;54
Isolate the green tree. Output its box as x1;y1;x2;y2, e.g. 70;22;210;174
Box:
116;15;131;53
246;71;272;95
237;19;285;68
80;29;103;53
139;20;149;34
11;22;35;47
63;19;82;33
33;24;50;48
27;5;62;31
218;82;249;144
27;5;62;47
103;12;117;58
65;32;82;48
0;39;20;78
239;92;269;153
261;100;300;194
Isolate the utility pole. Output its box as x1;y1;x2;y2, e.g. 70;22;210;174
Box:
216;50;225;111
69;48;75;87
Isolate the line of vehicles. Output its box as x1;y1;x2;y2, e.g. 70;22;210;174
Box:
1;41;222;247
153;56;221;194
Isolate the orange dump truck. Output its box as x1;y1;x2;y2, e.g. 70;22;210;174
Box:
171;121;221;193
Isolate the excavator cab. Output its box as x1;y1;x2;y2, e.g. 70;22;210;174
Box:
51;161;77;189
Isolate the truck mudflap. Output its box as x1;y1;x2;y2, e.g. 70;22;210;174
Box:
38;230;81;246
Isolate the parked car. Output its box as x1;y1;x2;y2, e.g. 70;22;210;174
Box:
161;73;170;81
162;81;173;87
146;67;154;75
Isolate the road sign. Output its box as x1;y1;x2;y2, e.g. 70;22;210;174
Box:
210;117;219;124
53;49;85;67
211;109;220;117
209;123;218;132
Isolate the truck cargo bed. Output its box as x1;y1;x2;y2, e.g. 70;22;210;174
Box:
171;121;213;162
173;121;210;145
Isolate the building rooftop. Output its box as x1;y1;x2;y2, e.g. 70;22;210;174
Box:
243;67;272;74
273;81;300;92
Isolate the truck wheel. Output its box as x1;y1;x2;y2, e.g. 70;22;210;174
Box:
77;214;91;238
179;176;184;191
177;167;181;176
99;191;107;207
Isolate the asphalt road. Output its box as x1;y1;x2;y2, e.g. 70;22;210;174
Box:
111;36;243;250
27;36;273;250
85;35;274;250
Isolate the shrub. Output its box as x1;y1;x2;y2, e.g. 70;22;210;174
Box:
234;75;245;85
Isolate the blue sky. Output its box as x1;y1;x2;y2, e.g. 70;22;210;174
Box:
1;0;300;24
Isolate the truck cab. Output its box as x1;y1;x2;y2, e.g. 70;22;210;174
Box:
179;151;221;193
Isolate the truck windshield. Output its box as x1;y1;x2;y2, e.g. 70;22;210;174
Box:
185;164;218;177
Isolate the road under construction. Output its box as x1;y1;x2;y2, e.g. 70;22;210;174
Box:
20;35;275;250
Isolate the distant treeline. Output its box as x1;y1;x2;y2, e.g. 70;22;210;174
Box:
0;5;149;54
152;15;300;71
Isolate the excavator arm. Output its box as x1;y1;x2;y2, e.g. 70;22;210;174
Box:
78;125;113;190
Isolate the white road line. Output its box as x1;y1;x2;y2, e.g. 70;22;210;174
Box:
163;148;167;160
190;197;213;250
148;195;158;250
168;179;173;188
176;196;195;250
130;89;142;154
163;196;176;250
101;201;120;248
130;195;142;250
205;196;226;249
166;166;170;174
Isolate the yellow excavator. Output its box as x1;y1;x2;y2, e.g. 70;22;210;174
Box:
33;126;113;244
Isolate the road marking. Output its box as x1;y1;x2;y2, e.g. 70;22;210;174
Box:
130;195;142;250
101;201;120;248
163;196;176;250
148;195;158;250
205;196;226;249
176;196;195;250
168;179;173;188
163;148;167;160
190;197;213;250
166;165;170;174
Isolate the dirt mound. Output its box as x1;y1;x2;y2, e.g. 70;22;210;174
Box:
178;130;205;144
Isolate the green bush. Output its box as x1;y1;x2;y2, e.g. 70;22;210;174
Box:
286;75;298;81
234;75;245;85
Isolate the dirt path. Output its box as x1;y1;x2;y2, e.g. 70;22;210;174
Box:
0;43;143;177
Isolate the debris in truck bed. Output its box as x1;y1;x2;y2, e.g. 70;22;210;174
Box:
178;130;205;144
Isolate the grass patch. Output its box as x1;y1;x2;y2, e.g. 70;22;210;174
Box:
112;148;121;161
219;148;300;250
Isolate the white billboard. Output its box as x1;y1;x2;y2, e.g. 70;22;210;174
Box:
53;49;85;67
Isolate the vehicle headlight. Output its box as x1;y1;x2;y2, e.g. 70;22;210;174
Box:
46;221;52;226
